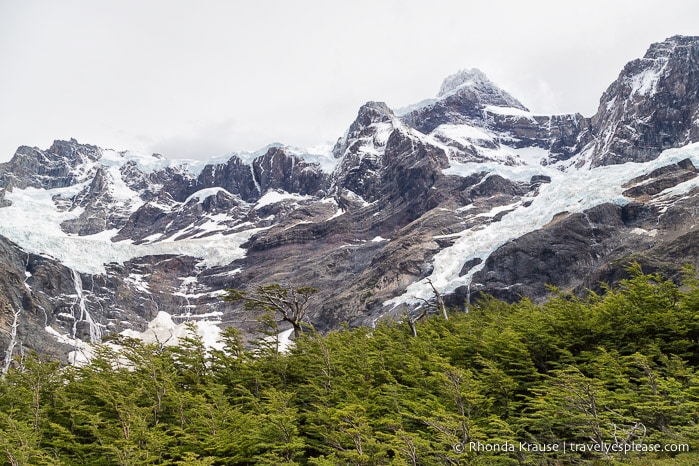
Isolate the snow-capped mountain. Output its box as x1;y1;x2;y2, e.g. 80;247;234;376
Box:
1;35;698;360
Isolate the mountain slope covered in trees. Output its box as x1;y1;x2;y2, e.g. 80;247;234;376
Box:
1;266;698;465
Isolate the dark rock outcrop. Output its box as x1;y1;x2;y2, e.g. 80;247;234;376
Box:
331;102;398;202
469;181;699;304
253;147;328;196
194;156;259;202
403;69;528;134
582;35;699;167
622;158;697;198
469;203;635;302
0;139;101;190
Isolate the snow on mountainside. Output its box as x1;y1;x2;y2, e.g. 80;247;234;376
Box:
0;184;262;274
387;143;699;308
396;68;527;117
0;146;268;275
578;35;699;167
1;35;699;361
397;68;586;166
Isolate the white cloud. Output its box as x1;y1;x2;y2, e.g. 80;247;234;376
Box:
1;0;698;161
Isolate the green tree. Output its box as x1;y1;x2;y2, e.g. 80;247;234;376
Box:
224;284;319;339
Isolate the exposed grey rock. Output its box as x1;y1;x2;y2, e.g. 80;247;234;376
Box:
622;158;697;197
0;139;101;190
582;35;699;167
194;155;259;202
2;36;699;362
469;181;699;304
530;175;551;185
253;147;328;195
331;102;398;202
60;167;138;235
0;236;76;360
400;71;589;165
333;101;396;158
403;69;528;134
469;203;633;302
488;112;589;163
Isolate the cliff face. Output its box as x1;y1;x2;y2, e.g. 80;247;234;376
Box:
580;35;699;167
1;36;699;360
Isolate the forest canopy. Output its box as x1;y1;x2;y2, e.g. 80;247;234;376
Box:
1;265;698;465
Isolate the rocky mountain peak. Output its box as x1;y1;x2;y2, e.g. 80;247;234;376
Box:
3;36;699;364
619;34;699;98
400;68;527;135
252;146;328;196
436;68;526;110
47;138;102;163
581;35;699;167
347;101;395;134
0;138;103;190
332;101;397;160
645;34;698;60
437;68;490;97
394;69;585;165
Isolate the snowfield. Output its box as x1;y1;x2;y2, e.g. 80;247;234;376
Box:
385;142;699;308
0;184;263;275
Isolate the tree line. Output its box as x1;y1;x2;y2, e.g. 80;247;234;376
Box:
0;264;698;465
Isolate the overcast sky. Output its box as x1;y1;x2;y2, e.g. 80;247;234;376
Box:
1;0;698;162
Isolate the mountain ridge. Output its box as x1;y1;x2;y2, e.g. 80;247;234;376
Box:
1;35;699;360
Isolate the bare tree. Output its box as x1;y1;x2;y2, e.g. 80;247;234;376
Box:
405;307;428;338
224;284;318;339
407;278;448;337
1;307;21;379
426;278;448;321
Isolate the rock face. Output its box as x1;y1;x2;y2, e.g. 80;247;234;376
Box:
0;235;111;360
194;156;259;202
621;158;697;198
581;35;699;167
403;68;529;133
1;36;699;361
253;147;328;196
331;102;399;202
60;167;140;235
469;203;645;302
469;157;699;303
0;139;102;190
399;69;589;166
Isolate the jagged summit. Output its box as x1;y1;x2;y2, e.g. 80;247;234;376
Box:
395;68;527;118
645;34;699;59
399;67;529;136
437;68;494;97
436;67;527;111
393;67;586;165
622;34;699;98
578;35;699;167
2;35;699;362
347;101;395;134
331;101;397;160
